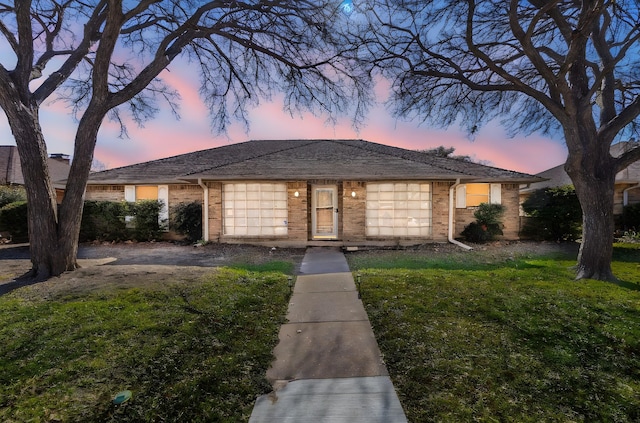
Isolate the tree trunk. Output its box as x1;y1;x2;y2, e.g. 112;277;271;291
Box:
565;150;617;281
5;105;78;280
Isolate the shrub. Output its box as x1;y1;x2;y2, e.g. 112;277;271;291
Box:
461;203;505;243
170;201;203;242
130;200;165;241
80;200;129;242
80;200;165;242
0;201;28;242
0;185;26;208
621;203;640;231
521;186;582;241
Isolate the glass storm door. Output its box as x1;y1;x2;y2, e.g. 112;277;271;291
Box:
312;186;338;239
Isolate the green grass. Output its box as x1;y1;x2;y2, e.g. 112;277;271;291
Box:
348;245;640;422
230;260;295;274
0;268;290;422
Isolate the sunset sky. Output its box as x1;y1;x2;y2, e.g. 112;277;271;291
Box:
0;59;568;175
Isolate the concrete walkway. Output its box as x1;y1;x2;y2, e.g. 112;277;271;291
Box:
249;247;407;423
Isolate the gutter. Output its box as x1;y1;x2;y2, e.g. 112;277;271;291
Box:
198;178;209;242
449;179;473;250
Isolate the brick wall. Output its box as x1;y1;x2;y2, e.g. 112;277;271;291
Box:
85;185;125;201
169;184;203;205
501;184;521;238
432;182;452;241
287;181;308;242
454;183;521;240
207;182;223;242
342;181;366;241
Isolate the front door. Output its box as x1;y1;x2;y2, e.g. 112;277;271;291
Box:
312;185;338;239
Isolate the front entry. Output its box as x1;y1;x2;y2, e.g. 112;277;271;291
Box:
312;185;338;239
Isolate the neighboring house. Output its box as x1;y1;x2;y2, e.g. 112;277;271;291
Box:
520;141;640;216
0;145;71;203
85;139;542;247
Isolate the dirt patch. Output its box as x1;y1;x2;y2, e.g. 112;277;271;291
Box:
0;240;577;299
0;242;306;299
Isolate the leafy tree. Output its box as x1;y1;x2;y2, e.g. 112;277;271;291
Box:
419;146;472;162
359;1;640;280
0;1;370;280
521;186;583;242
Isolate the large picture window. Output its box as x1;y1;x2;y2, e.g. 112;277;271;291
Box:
366;183;432;237
223;183;288;236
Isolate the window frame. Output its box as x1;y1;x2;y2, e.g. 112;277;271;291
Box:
365;182;432;237
222;183;288;237
456;183;502;208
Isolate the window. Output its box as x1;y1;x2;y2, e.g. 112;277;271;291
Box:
223;183;288;236
124;185;169;229
366;183;432;237
456;183;501;208
135;186;158;200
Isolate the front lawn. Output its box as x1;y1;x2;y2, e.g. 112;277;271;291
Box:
348;244;640;422
0;267;291;422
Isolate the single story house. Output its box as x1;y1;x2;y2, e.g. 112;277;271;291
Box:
0;145;71;203
85;139;542;247
520;141;640;216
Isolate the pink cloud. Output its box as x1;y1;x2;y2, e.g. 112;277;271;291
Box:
1;60;568;175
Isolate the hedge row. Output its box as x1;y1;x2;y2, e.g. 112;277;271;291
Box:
0;199;202;243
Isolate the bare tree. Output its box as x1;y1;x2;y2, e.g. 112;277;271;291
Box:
0;0;371;280
358;0;640;280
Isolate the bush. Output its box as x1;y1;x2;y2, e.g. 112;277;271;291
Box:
0;185;26;208
621;203;640;231
80;201;129;242
461;203;505;243
80;200;165;242
0;201;29;242
521;186;582;241
130;200;165;241
170;201;203;242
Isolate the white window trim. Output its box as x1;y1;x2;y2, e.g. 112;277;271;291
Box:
456;183;501;208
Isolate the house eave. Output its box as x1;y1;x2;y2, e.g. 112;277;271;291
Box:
181;174;542;183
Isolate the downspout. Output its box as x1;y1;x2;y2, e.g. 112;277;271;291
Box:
449;179;473;250
198;178;209;242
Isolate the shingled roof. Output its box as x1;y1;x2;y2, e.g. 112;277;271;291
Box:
1;145;71;187
87;139;541;184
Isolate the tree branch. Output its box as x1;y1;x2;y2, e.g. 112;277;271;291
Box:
32;1;109;105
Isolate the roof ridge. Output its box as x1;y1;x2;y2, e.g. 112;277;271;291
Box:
342;139;535;178
332;139;473;176
181;139;319;177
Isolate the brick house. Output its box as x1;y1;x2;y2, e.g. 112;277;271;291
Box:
0;145;71;203
520;141;640;216
85;139;541;247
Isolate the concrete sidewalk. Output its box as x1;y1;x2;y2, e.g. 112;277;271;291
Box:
249;247;407;423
